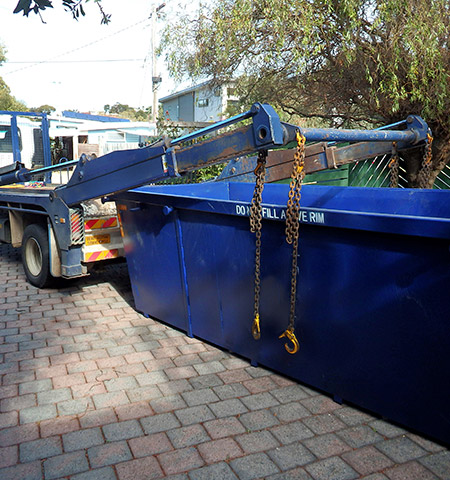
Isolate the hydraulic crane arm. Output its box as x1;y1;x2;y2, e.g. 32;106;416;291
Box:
0;103;430;207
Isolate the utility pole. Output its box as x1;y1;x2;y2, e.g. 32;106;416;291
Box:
150;3;165;123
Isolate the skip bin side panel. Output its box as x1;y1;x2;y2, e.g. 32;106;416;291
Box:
256;223;450;444
118;202;189;332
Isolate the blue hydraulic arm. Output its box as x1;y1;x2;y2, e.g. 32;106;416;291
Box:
0;104;430;207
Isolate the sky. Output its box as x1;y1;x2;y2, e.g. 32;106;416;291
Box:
0;0;191;113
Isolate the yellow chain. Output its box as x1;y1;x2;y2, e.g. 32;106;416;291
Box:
281;130;305;355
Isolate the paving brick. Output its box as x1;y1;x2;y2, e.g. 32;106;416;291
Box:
0;411;18;429
245;366;272;378
268;442;316;470
302;413;346;434
241;391;280;411
158;446;204;476
173;353;202;367
0;446;18;469
376;436;428;463
0;460;42;480
63;427;104;452
189;462;239;480
234;431;279;454
271;401;311;422
204;417;246;439
213;383;251;400
305;456;359;480
0;384;18;399
20;403;57;424
2;370;35;385
40;416;80;437
57;397;94;415
420;451;450;478
93;391;130;409
333;406;375;427
193;360;226;375
135;370;169;386
143;357;176;371
129;432;173;457
209;398;248;418
243;375;278;394
167;424;210;449
301;395;343;415
337;425;384;448
88;440;132;468
159;379;194;395
126;385;163;403
37;387;72;405
71;381;107;398
303;433;353;459
197;437;243;464
166;365;198;380
71;466;117;480
174;404;215;426
189;373;223;389
1;392;36;411
218;368;252;385
123;350;154;365
103;419;144;441
116;456;164;480
67;360;98;374
104;375;139;392
230;452;280;480
342;445;395;475
384;460;439;480
115;401;154;421
43;449;88;480
266;467;314;480
271;421;315;444
140;412;181;434
79;407;118;428
20;436;62;462
406;434;446;454
181;388;219;407
52;372;86;389
240;409;280;431
35;364;67;379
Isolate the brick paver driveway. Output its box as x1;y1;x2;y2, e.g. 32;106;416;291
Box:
0;244;449;480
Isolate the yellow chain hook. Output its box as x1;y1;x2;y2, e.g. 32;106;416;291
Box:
252;314;261;340
279;328;299;354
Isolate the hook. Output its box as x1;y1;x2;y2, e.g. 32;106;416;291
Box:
279;328;299;354
252;314;261;340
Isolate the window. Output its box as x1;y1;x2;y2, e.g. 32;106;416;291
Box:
197;98;209;108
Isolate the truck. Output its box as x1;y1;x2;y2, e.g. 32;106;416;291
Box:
0;104;430;288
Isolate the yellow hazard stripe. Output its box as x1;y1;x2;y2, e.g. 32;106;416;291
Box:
84;249;119;262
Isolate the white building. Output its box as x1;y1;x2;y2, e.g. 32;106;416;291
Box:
159;81;238;125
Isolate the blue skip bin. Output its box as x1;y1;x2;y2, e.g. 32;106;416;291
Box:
115;182;450;445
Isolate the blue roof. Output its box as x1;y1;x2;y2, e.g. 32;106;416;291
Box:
62;111;130;123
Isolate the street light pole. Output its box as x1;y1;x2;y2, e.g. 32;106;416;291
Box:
150;3;165;124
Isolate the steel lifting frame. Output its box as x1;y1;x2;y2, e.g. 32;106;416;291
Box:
0;103;429;207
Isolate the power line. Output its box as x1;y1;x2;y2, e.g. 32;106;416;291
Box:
3;17;150;75
5;59;145;64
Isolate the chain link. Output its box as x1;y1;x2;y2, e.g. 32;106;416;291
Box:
417;133;433;189
250;150;267;340
279;131;305;355
389;142;399;188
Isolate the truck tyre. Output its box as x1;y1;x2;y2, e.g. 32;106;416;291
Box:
22;224;53;288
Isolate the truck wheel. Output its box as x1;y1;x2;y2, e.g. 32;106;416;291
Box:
22;224;53;288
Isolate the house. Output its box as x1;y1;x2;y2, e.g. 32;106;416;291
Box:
159;80;238;126
48;111;157;160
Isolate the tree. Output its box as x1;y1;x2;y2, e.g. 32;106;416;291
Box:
0;44;27;111
30;104;56;114
13;0;110;24
103;103;151;122
161;0;450;187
